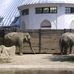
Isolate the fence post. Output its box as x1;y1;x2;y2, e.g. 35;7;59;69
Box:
70;29;71;32
64;29;66;33
39;29;41;53
2;29;5;45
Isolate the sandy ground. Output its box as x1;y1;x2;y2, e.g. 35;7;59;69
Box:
1;54;74;65
0;54;74;74
0;54;74;70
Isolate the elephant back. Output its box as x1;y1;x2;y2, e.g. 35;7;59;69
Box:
62;32;74;42
4;32;31;42
23;33;31;40
4;32;19;40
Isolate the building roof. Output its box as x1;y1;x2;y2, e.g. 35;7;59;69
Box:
20;0;74;6
0;17;3;23
0;0;25;26
11;16;20;26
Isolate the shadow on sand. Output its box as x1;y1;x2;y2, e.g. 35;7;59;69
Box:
44;54;74;62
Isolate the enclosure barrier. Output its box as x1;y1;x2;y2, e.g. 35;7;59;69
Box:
0;27;73;54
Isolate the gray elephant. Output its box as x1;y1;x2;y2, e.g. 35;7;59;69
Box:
4;32;35;55
59;32;74;55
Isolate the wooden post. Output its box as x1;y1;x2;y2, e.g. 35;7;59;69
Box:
39;29;41;53
64;29;66;33
70;29;71;32
2;29;5;45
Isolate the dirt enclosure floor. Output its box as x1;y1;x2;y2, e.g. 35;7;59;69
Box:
2;54;74;66
0;54;74;74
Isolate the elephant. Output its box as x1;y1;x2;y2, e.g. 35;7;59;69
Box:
59;32;74;55
4;32;35;55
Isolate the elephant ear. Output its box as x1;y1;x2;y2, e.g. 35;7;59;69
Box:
27;33;31;39
25;33;31;40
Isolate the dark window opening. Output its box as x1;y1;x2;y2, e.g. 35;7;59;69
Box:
65;7;74;14
71;7;74;13
50;7;57;13
43;7;50;13
21;9;29;15
35;8;43;14
35;7;57;14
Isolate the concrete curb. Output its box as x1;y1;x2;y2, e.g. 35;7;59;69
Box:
0;65;74;70
0;65;74;74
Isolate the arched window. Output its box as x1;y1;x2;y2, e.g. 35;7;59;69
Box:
40;20;51;29
70;20;74;29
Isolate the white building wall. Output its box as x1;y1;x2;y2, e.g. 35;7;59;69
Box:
57;4;65;29
20;4;74;29
20;6;30;30
20;4;58;29
64;4;74;29
64;15;74;29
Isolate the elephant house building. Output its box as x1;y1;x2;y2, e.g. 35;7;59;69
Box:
18;0;74;30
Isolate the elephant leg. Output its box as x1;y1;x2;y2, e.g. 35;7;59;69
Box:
61;48;63;55
28;40;35;54
64;48;67;55
69;41;73;54
69;46;72;54
63;45;68;55
60;45;63;55
59;40;64;55
19;40;23;55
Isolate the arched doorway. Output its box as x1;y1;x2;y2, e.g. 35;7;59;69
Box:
40;20;51;29
70;20;74;29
